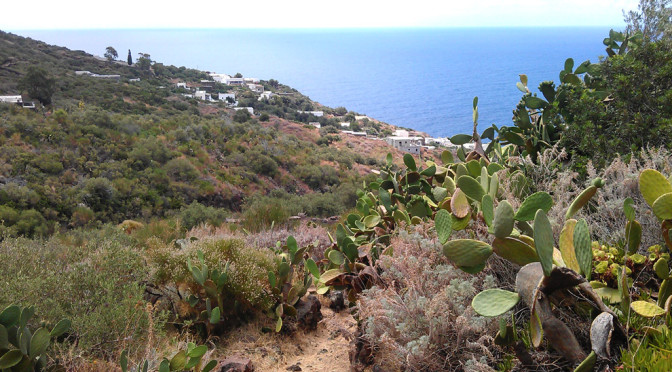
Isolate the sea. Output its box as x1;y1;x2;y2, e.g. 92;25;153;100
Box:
14;28;613;137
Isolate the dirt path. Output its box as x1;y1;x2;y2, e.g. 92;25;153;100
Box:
219;300;357;372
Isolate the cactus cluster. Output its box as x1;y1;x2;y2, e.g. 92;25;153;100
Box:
120;343;216;372
267;236;317;332
184;250;230;334
0;305;70;371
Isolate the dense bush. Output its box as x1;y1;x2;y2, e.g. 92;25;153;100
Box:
556;41;672;171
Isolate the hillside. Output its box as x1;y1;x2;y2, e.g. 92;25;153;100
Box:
0;30;439;236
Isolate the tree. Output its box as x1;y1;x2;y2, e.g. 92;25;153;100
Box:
234;72;243;78
624;0;672;41
127;49;133;65
104;46;118;61
137;53;152;71
268;79;279;88
18;66;55;106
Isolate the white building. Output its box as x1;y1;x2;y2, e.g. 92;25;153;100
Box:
225;77;245;85
234;107;254;115
258;91;274;101
309;122;321;129
0;95;22;104
339;122;350;128
385;136;423;154
393;129;409;137
247;84;264;93
219;93;236;102
176;82;188;88
355;115;370;121
341;130;367;137
297;110;324;117
244;77;260;83
195;90;212;101
129;78;141;82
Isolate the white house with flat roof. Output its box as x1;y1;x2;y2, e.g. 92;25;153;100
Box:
297;110;324;117
244;77;260;83
195;90;212;101
385;136;423;154
247;83;264;93
309;122;321;128
0;95;22;104
258;91;273;101
234;107;254;115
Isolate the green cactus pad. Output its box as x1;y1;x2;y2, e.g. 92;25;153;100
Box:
559;219;580;273
574;219;592;279
441;150;453;164
515;192;553;221
442;239;492;267
455;163;468;179
443;176;456;194
626;220;642;254
480;167;489;194
623;197;636;222
530;308;543;348
363;215;381;229
653;192;672;220
450;134;472;145
459;262;486;274
471;289;521;317
489;173;499;199
487;163;504;175
639;169;672;207
631;301;666;317
403;154;417;171
432;187;448;204
0;305;20;327
481;194;494;227
450;188;471;219
533;209;554;277
565;185;597;220
435;209;453;245
654;258;669;280
452;215;471;231
466;160;482;178
493;200;515;239
594;287;622;304
658;279;672;308
492;237;538;266
574;351;596;372
456;175;485;202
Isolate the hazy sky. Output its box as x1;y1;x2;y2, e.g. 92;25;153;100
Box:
3;0;638;30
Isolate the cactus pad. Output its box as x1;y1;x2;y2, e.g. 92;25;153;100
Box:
654;258;669;280
565;186;597;220
493;200;515;239
573;219;592;279
492;237;538;266
471;289;520;317
625;220;642;254
442;239;492;267
653;192;672;220
481;194;494;227
450;188;471;219
639;169;672;207
456;175;485;202
435;209;453;245
631;301;666;317
533;209;554;277
559;219;580;272
515;192;553;221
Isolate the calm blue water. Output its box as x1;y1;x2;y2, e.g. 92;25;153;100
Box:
14;28;612;137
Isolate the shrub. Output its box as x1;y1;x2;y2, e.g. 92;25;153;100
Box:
164;158;199;182
0;227;157;358
178;201;227;231
145;237;275;314
358;226;498;371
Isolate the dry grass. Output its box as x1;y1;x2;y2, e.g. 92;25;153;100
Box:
503;146;672;250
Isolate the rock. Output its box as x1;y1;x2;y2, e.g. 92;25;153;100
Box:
286;363;302;371
295;295;322;330
329;290;346;312
217;356;254;372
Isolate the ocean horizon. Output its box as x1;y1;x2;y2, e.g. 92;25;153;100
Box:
12;27;615;137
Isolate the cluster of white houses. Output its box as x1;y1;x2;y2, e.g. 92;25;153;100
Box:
75;71;122;81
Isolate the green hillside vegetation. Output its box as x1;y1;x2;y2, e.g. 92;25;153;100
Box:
3;4;672;370
0;30;398;237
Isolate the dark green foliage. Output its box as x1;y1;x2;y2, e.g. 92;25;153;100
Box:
179;201;227;231
557;41;672;170
233;109;251;123
18;66;55;105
